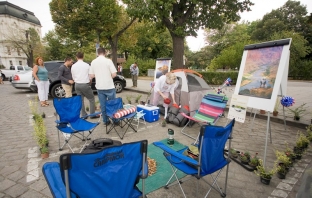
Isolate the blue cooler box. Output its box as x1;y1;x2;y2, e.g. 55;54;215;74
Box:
136;105;159;123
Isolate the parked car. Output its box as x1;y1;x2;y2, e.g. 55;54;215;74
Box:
30;61;126;98
11;70;33;90
2;65;32;80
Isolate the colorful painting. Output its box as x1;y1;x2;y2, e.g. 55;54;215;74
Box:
238;46;283;99
154;59;171;81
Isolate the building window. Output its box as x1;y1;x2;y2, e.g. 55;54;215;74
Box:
7;47;11;55
19;61;22;65
17;48;21;56
9;60;13;66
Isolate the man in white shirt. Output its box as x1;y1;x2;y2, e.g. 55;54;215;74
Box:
71;52;97;119
89;47;117;125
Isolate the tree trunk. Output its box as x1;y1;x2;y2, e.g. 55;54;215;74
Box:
108;36;118;68
171;34;185;69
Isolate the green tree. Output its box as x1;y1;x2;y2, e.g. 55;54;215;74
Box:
50;0;136;66
123;0;253;69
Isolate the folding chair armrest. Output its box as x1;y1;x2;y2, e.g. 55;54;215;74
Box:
42;162;66;198
153;142;198;166
86;112;102;118
139;161;149;179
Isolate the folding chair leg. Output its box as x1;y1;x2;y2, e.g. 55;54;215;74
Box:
166;164;187;198
181;120;197;140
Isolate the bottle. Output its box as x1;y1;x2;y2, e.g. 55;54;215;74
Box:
167;128;174;145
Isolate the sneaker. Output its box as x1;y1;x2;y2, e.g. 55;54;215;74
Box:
90;115;100;119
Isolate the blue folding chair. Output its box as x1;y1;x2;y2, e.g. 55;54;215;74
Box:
54;96;101;153
105;97;137;139
154;119;235;198
42;140;148;198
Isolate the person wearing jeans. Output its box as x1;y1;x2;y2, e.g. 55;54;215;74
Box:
89;47;117;125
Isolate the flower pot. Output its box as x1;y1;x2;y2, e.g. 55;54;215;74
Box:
41;152;49;159
260;176;271;185
273;111;278;116
240;157;249;164
277;171;286;179
248;163;257;170
296;154;302;160
294;146;303;154
259;109;266;114
294;116;300;121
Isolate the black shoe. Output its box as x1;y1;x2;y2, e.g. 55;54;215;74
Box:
90;115;100;119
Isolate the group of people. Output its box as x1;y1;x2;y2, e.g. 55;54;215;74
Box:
32;49;178;124
32;47;117;124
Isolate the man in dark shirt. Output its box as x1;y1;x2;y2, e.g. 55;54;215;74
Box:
58;57;74;97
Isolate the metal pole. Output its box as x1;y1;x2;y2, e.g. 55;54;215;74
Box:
263;111;270;167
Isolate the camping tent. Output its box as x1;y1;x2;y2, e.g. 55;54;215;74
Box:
152;69;211;116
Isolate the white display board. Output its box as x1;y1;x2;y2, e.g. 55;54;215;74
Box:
154;58;172;82
234;39;291;112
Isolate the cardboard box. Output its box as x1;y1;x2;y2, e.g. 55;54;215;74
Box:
136;105;159;123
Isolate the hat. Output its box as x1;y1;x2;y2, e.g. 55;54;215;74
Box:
166;72;177;84
164;98;171;104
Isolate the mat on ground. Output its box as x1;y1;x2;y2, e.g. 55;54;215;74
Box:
137;139;187;194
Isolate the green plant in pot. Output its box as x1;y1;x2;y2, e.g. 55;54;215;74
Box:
296;131;310;150
275;161;287;179
249;153;259;168
306;124;312;142
161;119;166;127
40;146;49;159
239;152;249;164
135;94;142;103
126;95;132;104
229;148;238;158
275;150;291;170
288;103;307;121
255;159;276;185
285;142;296;162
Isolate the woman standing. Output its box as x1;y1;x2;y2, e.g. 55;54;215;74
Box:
33;57;49;107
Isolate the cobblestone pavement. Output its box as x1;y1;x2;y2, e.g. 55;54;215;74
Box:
0;80;311;198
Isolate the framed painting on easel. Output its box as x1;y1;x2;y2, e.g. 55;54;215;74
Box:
234;39;292;112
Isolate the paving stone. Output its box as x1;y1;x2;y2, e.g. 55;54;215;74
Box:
271;189;289;198
0;179;15;191
20;189;48;198
6;170;27;182
4;183;28;197
276;182;293;191
29;179;48;191
0;165;20;177
282;177;298;185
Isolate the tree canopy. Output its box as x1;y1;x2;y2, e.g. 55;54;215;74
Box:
123;0;253;69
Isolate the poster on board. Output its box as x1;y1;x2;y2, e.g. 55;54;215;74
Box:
154;58;172;82
228;94;249;123
234;39;291;112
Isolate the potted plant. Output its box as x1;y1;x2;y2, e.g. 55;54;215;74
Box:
288;103;307;121
273;97;280;116
284;142;296;162
41;112;46;118
135;94;142;103
275;161;287;179
259;109;266;114
306;124;312;142
296;131;310;150
40;146;49;159
255;159;276;185
126;95;132;104
239;152;249;164
229;148;238;158
244;151;251;161
275;150;291;171
249;153;259;168
161;119;167;127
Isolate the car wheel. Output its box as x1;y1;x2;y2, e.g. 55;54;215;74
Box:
51;83;66;98
114;81;123;93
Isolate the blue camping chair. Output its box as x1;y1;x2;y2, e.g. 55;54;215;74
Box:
42;140;148;198
154;119;235;198
53;96;101;153
105;97;137;139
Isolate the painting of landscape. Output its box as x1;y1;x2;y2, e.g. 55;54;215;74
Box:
238;46;283;99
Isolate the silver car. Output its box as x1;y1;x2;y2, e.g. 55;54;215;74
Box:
11;71;33;90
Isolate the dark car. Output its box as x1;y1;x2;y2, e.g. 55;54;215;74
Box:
30;61;126;98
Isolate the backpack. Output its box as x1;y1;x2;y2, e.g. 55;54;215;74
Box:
166;106;180;123
82;138;122;153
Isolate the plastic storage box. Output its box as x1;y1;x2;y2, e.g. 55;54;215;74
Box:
136;105;159;123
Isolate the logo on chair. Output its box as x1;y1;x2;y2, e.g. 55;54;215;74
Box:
215;130;226;137
94;150;124;167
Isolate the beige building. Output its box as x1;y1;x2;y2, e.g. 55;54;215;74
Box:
0;1;41;68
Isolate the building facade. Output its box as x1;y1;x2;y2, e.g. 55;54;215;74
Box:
0;1;41;68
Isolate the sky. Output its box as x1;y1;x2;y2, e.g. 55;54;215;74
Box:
5;0;312;51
